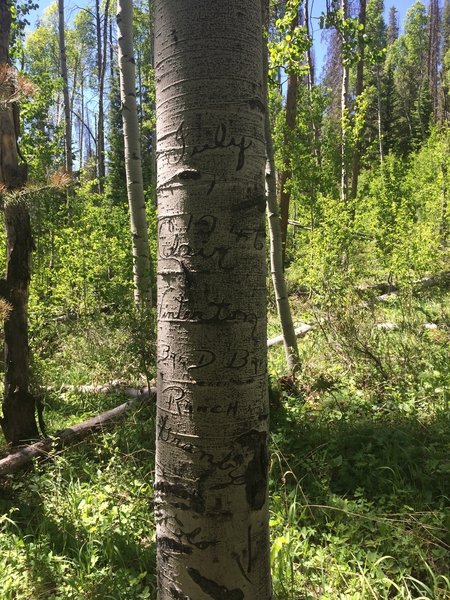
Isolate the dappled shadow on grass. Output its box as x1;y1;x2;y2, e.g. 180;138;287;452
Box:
40;389;136;432
269;399;450;597
271;404;450;506
0;401;156;599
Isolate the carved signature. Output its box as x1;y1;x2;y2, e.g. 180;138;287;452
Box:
172;121;252;171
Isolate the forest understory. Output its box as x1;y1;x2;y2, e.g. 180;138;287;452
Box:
1;0;450;596
0;272;448;599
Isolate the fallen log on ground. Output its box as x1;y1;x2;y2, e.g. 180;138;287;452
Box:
358;271;450;297
267;324;313;347
48;382;152;396
0;387;156;476
50;303;119;324
375;322;438;331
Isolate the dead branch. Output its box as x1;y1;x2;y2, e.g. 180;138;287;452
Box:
267;324;313;347
358;271;450;297
50;303;118;324
45;381;150;396
0;387;156;476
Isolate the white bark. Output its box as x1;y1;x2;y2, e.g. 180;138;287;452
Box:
340;0;349;204
261;7;301;375
117;0;152;306
376;68;384;167
266;151;301;372
58;0;72;174
155;1;272;598
267;324;313;348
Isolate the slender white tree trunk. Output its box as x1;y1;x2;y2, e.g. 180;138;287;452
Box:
376;68;384;167
350;0;366;202
155;1;272;598
262;0;300;375
95;0;109;191
117;0;152;306
58;0;72;174
340;0;349;204
266;130;300;374
279;9;299;266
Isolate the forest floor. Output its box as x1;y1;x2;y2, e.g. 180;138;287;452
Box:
0;280;449;599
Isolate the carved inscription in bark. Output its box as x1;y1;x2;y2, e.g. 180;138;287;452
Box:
155;0;271;597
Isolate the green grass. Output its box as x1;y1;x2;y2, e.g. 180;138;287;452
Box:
269;410;450;599
0;399;156;599
0;287;449;598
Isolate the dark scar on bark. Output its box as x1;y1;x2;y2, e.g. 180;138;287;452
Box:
154;481;205;514
238;430;268;510
248;97;265;113
178;169;201;180
187;568;244;600
247;525;252;572
170;586;193;600
158;536;193;555
233;552;252;584
234;194;266;213
206;177;216;195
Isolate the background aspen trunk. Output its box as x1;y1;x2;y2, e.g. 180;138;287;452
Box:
117;0;152;307
95;0;109;191
58;0;72;174
279;10;299;267
340;0;349;205
376;68;384;166
155;1;272;598
265;121;301;375
262;0;300;375
350;0;366;202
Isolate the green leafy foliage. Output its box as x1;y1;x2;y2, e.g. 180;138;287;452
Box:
0;0;449;597
320;8;365;67
268;283;450;599
268;0;311;77
0;401;156;599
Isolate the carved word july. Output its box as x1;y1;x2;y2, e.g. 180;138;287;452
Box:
172;121;252;171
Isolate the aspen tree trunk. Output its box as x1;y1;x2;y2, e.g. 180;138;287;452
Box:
350;0;366;202
0;0;40;445
304;0;321;169
155;1;272;598
79;77;84;166
58;0;72;174
340;0;349;204
109;18;114;80
70;54;78;115
95;0;109;191
148;0;156;190
304;0;314;89
427;0;440;119
279;10;299;266
376;68;384;166
95;0;103;187
117;0;152;306
262;0;300;375
440;140;448;246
